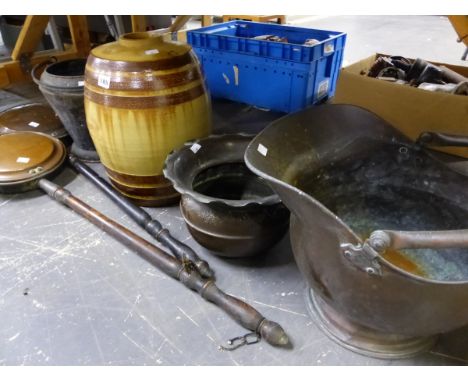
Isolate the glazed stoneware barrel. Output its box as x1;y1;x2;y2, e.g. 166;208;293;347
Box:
84;32;212;206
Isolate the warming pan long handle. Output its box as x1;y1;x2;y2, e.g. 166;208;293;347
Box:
68;155;213;279
368;229;468;252
37;178;289;348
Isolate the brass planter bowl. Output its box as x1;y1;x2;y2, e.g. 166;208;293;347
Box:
164;134;289;257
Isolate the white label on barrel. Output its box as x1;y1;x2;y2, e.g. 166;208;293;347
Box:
190;143;202;154
145;49;159;55
16;157;30;164
28;121;40;128
257;143;268;156
98;75;111;89
78;81;84;87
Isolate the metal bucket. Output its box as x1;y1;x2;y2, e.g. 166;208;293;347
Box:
245;104;468;358
32;59;99;162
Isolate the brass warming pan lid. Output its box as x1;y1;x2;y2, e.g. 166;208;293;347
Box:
0;103;68;139
0;132;66;192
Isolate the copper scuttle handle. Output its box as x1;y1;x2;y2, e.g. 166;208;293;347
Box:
368;229;468;252
418;132;468;148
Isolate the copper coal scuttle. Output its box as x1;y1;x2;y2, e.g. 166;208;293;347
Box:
245;104;468;358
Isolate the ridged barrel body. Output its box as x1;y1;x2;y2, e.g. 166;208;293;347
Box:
84;33;212;206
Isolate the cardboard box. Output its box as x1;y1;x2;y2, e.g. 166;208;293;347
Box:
333;54;468;158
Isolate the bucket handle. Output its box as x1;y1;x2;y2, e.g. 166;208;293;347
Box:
368;229;468;252
418;132;468;148
341;229;468;276
31;57;57;86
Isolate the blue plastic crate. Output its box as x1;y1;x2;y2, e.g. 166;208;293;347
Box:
187;21;346;113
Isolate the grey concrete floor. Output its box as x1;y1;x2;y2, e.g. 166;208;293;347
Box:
2;98;468;366
1;16;468;366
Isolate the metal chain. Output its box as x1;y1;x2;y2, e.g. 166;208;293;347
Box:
218;332;261;351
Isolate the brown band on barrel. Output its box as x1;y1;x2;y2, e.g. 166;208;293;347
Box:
84;84;205;109
105;166;170;186
125;192;180;207
109;177;177;198
87;52;193;72
84;67;201;91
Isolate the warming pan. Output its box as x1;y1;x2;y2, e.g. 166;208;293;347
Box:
245;104;468;358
